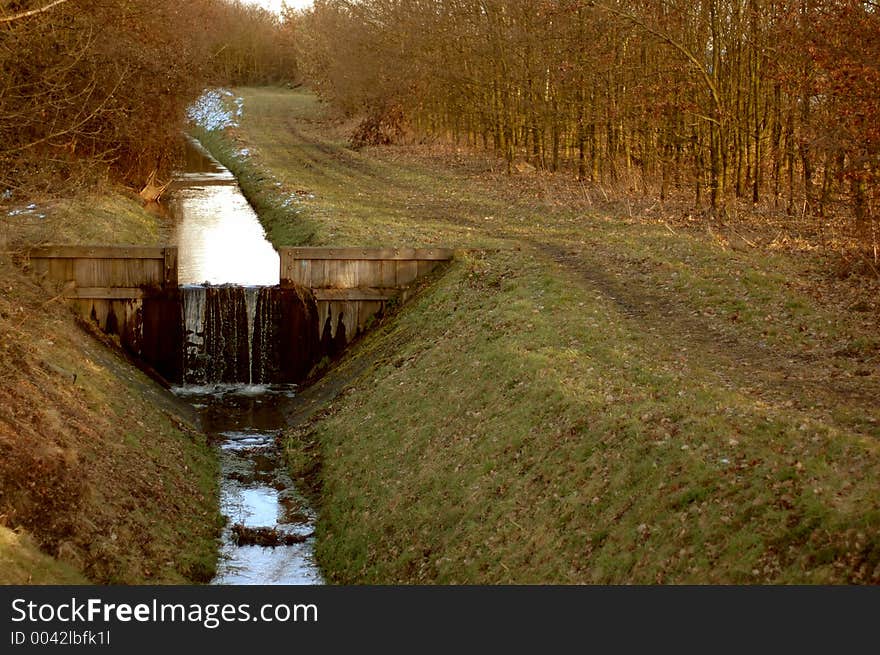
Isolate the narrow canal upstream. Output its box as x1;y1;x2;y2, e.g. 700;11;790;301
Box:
167;137;323;585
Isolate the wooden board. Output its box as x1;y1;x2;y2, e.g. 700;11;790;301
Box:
163;247;178;288
357;300;384;332
68;287;147;300
380;260;397;287
311;259;328;287
29;246;177;291
313;288;393;301
47;258;74;282
395;260;419;287
357;259;381;288
29;245;166;260
280;247;454;261
280;247;453;291
328;260;359;288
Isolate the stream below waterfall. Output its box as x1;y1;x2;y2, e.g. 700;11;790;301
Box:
167;136;323;585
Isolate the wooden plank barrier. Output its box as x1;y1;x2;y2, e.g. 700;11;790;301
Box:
279;247;454;348
26;244;453;379
26;245;181;381
28;245;176;295
280;247;454;290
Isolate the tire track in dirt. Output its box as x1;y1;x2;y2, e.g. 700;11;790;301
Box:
238;98;879;435
528;238;880;433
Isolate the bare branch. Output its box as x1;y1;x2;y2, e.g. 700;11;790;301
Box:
0;0;71;25
589;1;721;113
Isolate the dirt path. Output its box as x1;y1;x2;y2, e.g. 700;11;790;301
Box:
530;238;879;433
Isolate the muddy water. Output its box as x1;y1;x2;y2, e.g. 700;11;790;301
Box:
173;385;321;585
168;137;322;585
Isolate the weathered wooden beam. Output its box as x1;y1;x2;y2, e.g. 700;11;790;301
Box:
312;288;393;301
279;247;455;261
67;287;147;300
29;245;166;260
395;260;419;286
163;247;178;288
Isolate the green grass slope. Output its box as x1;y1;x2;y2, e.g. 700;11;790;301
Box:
201;87;880;583
1;189;220;584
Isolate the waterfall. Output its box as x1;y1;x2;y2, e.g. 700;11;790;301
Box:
252;287;278;383
181;285;207;384
180;285;319;385
244;287;259;384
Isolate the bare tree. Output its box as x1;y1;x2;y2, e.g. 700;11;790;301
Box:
294;0;878;247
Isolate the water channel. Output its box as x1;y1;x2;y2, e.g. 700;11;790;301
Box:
167;137;322;585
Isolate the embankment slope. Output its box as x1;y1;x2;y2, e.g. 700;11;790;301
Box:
0;191;219;584
203;87;880;584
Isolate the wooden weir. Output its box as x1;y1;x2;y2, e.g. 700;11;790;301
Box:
279;247;454;347
27;245;181;379
28;245;177;294
26;244;454;382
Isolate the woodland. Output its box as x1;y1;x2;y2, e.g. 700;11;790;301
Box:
0;0;296;196
293;0;879;257
2;0;878;260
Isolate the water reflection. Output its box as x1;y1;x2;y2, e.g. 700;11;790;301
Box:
170;138;279;286
168;138;321;586
171;384;323;586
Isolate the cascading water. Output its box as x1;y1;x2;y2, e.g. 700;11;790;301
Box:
180;285;319;386
167;134;323;585
244;287;258;383
182;285;251;385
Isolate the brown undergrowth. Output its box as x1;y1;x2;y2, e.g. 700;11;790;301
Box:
0;194;219;584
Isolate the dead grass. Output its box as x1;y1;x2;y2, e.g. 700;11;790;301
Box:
209;87;880;583
1;184;170;252
0;526;88;585
0;191;219;584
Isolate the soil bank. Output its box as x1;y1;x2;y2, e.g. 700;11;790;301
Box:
0;190;220;584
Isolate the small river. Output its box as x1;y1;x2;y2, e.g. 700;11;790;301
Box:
168;136;322;585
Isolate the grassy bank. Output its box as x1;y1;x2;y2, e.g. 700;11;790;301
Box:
1;187;169;250
191;124;320;247
204;87;880;583
0;188;220;584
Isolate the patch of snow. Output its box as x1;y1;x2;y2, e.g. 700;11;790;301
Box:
187;89;242;132
7;204;38;217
